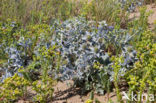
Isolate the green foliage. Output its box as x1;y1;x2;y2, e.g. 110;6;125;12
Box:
0;20;20;48
154;20;156;33
0;0;84;25
128;6;152;31
85;99;93;103
111;56;124;103
0;21;60;102
80;0;120;24
0;0;125;25
0;1;156;103
32;76;56;102
0;73;56;103
0;20;21;70
0;73;30;102
124;30;156;102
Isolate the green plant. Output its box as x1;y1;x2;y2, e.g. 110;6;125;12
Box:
124;30;156;103
80;0;121;24
128;6;153;31
0;0;84;25
154;20;156;33
111;56;124;103
0;73;30;102
0;20;60;102
32;76;56;102
85;98;93;103
29;44;59;102
0;1;156;102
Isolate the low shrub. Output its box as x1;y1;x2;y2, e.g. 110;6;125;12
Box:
0;73;30;102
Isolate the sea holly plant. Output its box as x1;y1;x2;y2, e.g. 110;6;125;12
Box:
0;17;138;95
0;22;59;82
0;37;33;82
118;0;144;12
52;17;138;94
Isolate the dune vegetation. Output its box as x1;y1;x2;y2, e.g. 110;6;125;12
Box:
0;0;156;103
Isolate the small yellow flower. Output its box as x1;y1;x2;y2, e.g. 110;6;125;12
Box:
37;84;42;88
85;99;93;103
14;88;20;95
16;81;21;86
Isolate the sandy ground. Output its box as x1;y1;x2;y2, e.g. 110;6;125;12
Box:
52;80;117;103
16;80;118;103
